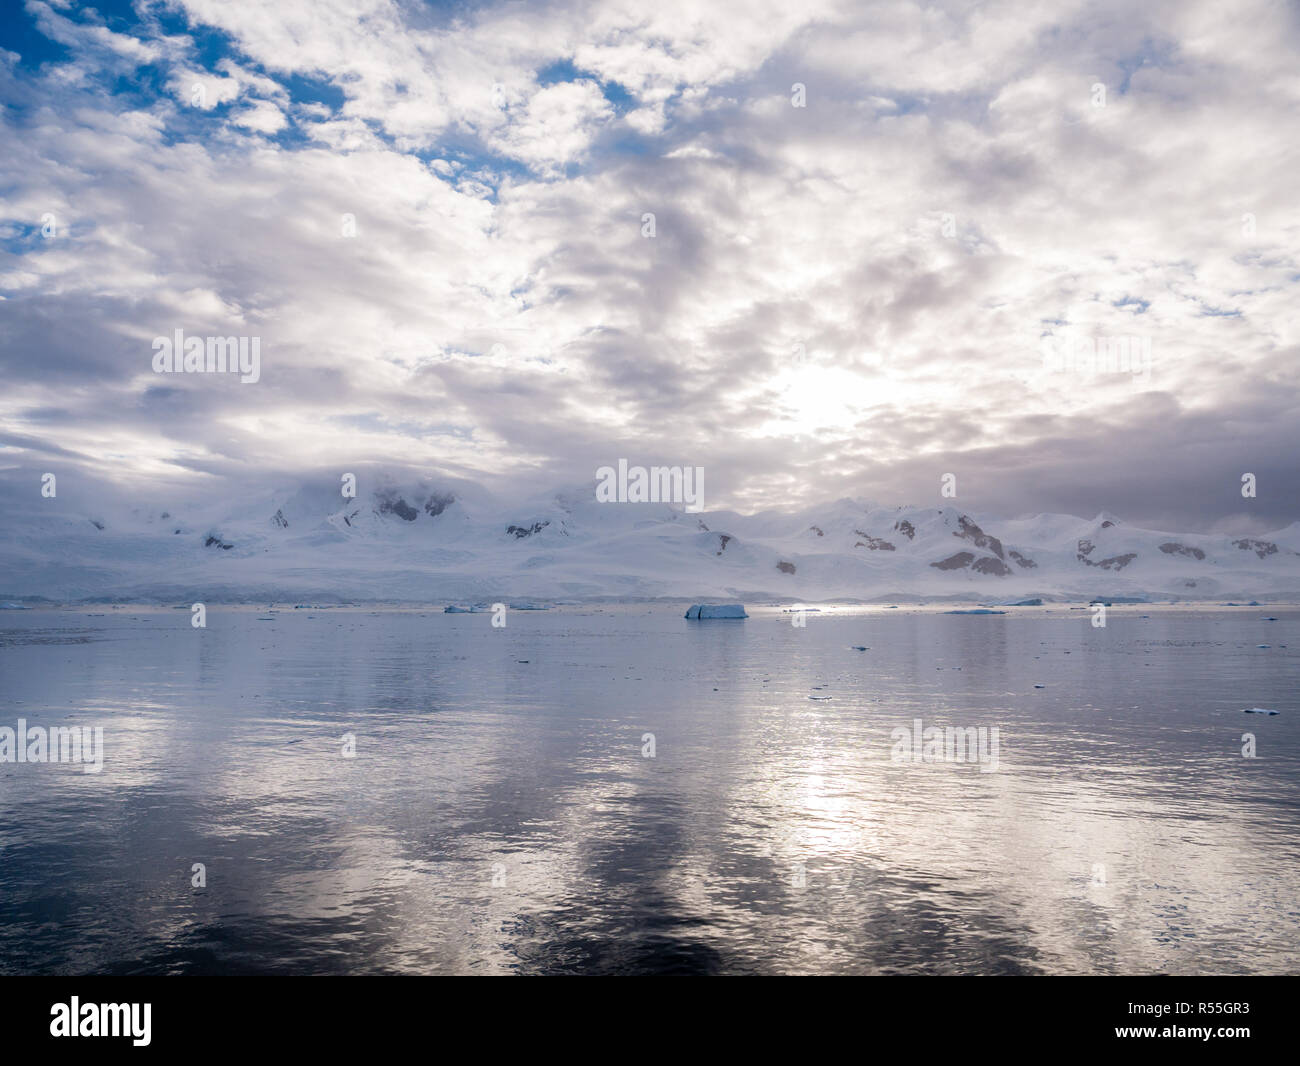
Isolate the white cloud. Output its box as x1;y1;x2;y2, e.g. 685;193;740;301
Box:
1;0;1298;528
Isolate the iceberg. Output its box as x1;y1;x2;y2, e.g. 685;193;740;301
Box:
1242;708;1279;715
684;604;748;619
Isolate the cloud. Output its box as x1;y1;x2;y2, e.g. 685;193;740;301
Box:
0;0;1297;532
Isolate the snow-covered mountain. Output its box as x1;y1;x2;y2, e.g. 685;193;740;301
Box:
3;471;1299;603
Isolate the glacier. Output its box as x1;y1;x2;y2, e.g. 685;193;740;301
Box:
2;470;1299;604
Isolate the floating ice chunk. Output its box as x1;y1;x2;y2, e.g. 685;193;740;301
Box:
1242;708;1279;715
684;604;748;619
444;605;472;613
945;609;1006;615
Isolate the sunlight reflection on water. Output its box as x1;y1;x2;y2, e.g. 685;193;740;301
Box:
0;605;1297;974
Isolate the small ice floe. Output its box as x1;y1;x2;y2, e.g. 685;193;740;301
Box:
1034;684;1046;689
1257;644;1271;649
851;645;868;651
684;604;748;619
1242;708;1279;715
509;603;550;610
1262;616;1278;621
945;609;1006;615
809;695;833;701
0;602;32;610
444;605;472;613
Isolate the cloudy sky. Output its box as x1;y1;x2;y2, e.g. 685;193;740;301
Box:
1;0;1297;531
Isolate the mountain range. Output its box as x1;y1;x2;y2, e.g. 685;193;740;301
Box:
3;472;1298;604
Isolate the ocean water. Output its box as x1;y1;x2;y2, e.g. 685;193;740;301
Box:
0;604;1297;975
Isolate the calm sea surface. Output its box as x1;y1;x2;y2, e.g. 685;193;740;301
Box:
1;604;1297;975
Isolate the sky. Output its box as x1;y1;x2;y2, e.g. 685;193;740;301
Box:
0;0;1297;532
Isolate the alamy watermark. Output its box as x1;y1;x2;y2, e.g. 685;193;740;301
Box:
596;460;704;511
0;719;103;773
890;717;1000;772
50;997;150;1046
152;329;261;383
1039;333;1151;384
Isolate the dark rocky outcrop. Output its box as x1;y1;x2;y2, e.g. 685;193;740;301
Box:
954;515;1004;559
972;556;1012;576
271;508;289;529
1234;538;1278;559
204;534;234;550
931;551;975;571
1079;551;1137;570
1009;550;1037;569
893;519;916;540
715;533;732;555
507;521;549;538
378;495;419;521
1159;542;1205;560
776;561;796;574
424;493;455;517
853;531;895;551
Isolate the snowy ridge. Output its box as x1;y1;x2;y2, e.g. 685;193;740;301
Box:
3;472;1299;603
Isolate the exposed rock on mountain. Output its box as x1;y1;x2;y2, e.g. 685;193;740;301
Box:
1081;552;1137;570
1159;542;1205;560
1235;538;1278;559
854;532;895;551
378;494;419;521
424;493;455;517
954;515;1004;559
506;521;548;538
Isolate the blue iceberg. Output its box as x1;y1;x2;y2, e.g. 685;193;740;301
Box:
685;604;748;619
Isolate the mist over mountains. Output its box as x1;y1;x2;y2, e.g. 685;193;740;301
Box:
3;470;1298;604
